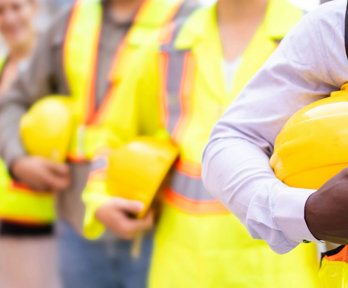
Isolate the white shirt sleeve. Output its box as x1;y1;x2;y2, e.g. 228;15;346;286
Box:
202;0;348;254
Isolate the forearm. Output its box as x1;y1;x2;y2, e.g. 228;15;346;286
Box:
202;138;317;254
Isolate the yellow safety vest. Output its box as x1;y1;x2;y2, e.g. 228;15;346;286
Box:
82;1;318;286
0;59;55;225
319;245;348;288
64;0;186;162
127;1;319;287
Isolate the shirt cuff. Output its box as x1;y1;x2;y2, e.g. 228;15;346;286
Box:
273;184;320;246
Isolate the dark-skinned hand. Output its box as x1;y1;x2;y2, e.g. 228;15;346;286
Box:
305;167;348;244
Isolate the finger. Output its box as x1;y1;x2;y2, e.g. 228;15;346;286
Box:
45;161;70;177
123;212;154;235
100;209;135;240
110;197;144;214
41;169;70;191
26;170;55;192
142;211;155;229
28;181;51;192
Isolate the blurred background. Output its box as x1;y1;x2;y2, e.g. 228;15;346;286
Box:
0;0;328;56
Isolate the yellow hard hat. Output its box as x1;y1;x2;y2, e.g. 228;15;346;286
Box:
20;96;73;163
270;84;348;190
107;137;178;218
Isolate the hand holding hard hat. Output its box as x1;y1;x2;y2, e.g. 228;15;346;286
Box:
96;197;154;240
12;96;73;192
106;137;178;219
96;136;178;257
271;84;348;244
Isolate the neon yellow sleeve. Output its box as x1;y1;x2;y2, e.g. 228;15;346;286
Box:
82;155;112;240
82;42;164;240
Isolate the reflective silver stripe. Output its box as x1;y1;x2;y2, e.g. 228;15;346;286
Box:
160;20;190;134
160;22;214;202
169;168;216;201
90;156;108;173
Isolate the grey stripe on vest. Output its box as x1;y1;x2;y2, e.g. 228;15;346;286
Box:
173;0;200;23
160;17;216;202
90;157;108;172
160;20;190;134
169;168;216;201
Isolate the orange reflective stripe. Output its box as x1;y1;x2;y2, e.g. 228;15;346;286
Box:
0;216;47;226
158;51;170;127
158;50;195;139
171;52;195;143
175;159;201;178
9;182;51;196
84;30;100;125
324;245;348;264
65;0;186;162
164;187;229;214
159;21;222;215
67;155;86;163
64;0;101;124
88;155;108;180
93;0;184;126
159;22;176;46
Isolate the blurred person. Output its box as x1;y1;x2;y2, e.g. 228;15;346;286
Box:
0;0;36;93
201;0;348;286
85;0;319;287
0;1;62;288
0;0;197;287
0;0;61;288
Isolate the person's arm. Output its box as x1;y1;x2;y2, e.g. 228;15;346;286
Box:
202;2;348;254
0;9;72;191
82;45;162;239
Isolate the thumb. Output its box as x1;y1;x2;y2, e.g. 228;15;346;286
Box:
112;197;144;214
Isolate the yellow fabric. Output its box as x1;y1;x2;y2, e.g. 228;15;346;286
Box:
0;162;55;224
77;0;186;238
271;84;348;190
129;2;317;287
84;1;318;286
107;137;178;218
82;175;112;239
0;58;6;72
151;203;318;288
319;258;348;288
64;0;184;161
0;65;56;224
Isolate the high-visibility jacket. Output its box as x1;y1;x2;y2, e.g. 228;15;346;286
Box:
317;3;348;287
0;0;185;228
75;0;198;238
64;0;189;163
0;59;55;226
84;0;319;287
137;1;318;287
319;245;348;287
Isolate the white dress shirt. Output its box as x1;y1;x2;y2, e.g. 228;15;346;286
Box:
202;0;348;255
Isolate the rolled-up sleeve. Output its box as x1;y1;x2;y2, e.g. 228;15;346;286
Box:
202;2;348;254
